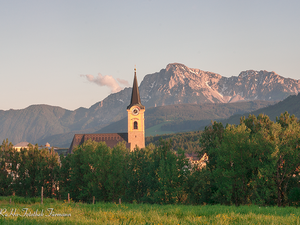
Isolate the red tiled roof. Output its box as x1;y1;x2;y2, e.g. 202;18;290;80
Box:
68;133;130;153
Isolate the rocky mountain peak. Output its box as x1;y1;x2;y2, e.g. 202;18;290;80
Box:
139;64;300;107
166;63;187;71
164;63;222;86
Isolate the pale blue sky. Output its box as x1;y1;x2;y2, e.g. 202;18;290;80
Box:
1;0;299;110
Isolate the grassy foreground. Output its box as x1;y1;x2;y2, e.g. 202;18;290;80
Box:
0;197;300;224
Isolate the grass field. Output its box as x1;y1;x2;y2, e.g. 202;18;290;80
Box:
0;196;300;224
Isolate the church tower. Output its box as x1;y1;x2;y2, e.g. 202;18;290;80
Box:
127;68;145;151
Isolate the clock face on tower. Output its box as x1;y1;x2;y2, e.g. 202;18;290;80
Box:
131;107;140;115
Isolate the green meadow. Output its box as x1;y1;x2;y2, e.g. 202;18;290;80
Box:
0;197;300;224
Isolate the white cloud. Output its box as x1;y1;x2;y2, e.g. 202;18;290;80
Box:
81;74;130;93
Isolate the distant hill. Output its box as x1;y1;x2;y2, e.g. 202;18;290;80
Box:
0;105;76;145
218;94;300;126
95;100;274;137
1;62;299;147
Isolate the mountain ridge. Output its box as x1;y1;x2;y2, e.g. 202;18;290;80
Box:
1;63;299;146
139;63;299;107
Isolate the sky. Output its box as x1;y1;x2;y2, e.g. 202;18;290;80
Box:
1;0;299;111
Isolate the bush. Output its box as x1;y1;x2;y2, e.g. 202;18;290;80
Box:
289;187;300;206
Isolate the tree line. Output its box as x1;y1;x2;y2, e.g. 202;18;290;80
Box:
0;139;190;204
146;131;203;153
0;112;300;206
0;141;59;198
197;112;300;206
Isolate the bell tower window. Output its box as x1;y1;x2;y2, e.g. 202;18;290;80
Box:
134;121;138;130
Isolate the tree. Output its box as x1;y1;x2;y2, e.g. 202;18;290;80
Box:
63;140;129;203
211;124;258;205
125;145;153;203
0;139;14;196
12;144;60;198
244;112;300;206
58;153;72;200
105;142;129;202
194;121;224;204
272;112;300;206
199;121;224;172
198;113;300;206
67;140;98;202
147;140;190;204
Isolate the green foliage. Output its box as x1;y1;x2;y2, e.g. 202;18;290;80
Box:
13;144;60;198
147;140;190;204
61;140;124;202
211;124;259;205
146;131;203;154
198;112;300;207
105;143;129;202
57;139;190;205
199;121;224;171
187;167;214;205
288;187;300;206
124;146;153;203
0;139;14;196
0;140;60;198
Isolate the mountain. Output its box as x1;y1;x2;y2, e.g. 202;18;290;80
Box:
0;105;94;145
139;63;299;106
1;63;299;146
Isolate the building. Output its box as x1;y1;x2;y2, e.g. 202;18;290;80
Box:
68;68;145;153
13;142;30;151
14;141;60;153
184;153;208;169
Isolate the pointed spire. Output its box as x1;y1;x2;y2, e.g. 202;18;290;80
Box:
127;67;145;109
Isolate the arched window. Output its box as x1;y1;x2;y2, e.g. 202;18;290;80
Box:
134;121;138;130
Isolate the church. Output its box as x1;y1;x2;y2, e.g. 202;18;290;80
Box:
68;69;145;153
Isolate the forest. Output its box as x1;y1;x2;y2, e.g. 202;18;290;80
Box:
0;112;300;207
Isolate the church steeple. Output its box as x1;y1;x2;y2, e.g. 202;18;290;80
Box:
127;67;145;151
127;68;145;109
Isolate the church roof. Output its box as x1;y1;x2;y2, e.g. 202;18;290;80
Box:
127;68;145;109
68;133;130;153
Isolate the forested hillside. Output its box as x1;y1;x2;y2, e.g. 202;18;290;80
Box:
97;100;273;136
222;94;300;126
145;131;202;154
146;94;300;155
